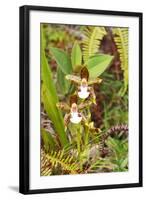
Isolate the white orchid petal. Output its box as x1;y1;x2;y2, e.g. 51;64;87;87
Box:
70;112;82;124
78;86;90;99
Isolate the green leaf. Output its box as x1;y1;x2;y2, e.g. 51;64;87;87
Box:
71;41;82;71
41;129;56;151
120;157;128;169
57;67;70;95
41;27;68;147
50;47;72;74
112;28;128;96
87;54;114;79
82;27;107;62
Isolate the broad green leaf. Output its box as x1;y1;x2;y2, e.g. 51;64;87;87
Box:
41;27;68;147
41;129;56;151
57;67;70;95
87;54;114;79
50;47;72;74
71;41;82;71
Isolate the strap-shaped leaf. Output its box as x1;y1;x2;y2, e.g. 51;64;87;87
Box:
50;47;72;74
87;54;114;78
41;27;68;147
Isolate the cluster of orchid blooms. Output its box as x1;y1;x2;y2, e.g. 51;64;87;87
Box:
57;67;102;127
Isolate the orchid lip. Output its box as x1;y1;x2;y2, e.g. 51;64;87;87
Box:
78;86;90;99
70;112;82;124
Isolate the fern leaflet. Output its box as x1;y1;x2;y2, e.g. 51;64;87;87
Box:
41;149;52;176
47;150;79;174
82;26;107;63
112;28;128;96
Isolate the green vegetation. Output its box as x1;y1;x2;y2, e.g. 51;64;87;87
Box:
40;24;128;175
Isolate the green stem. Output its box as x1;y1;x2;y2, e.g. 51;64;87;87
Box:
76;125;81;154
68;124;81;155
84;126;89;147
84;105;90;147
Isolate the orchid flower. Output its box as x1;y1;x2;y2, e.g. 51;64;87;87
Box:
57;95;88;126
70;103;82;124
78;78;90;99
66;67;102;101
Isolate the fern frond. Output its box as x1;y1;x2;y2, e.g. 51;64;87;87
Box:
82;26;107;63
89;158;115;172
46;150;79;174
41;149;52;176
112;28;128;96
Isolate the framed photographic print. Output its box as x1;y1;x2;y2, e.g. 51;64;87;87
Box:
19;5;143;194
